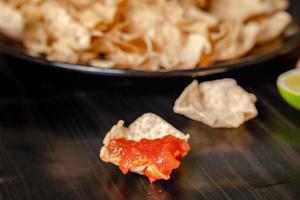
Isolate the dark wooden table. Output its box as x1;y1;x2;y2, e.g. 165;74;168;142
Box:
0;54;300;200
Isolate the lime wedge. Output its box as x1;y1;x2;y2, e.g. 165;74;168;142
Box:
277;69;300;110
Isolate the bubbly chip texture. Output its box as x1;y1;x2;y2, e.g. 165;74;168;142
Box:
174;79;258;128
0;0;293;70
100;113;190;182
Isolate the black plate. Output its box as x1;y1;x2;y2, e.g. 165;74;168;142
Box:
0;1;300;77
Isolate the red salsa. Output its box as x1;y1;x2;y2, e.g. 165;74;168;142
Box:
107;135;190;182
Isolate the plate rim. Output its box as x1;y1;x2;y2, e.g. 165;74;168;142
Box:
1;32;300;77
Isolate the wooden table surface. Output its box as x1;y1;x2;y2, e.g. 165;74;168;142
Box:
0;55;300;200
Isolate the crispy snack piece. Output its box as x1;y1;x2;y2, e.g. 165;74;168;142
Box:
256;11;292;44
174;79;258;128
41;1;91;51
211;21;259;62
0;2;24;39
100;113;190;182
208;0;289;22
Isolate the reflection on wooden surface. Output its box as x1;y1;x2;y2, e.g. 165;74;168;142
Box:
184;122;254;154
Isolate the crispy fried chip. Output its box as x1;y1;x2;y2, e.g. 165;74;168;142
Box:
178;34;211;69
89;59;115;68
101;113;189;146
211;22;259;61
0;2;24;39
174;79;258;128
47;41;79;64
78;2;118;28
100;113;189;176
41;1;91;50
256;11;292;44
208;0;289;22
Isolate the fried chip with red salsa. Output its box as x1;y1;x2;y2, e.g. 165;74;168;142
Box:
100;113;190;183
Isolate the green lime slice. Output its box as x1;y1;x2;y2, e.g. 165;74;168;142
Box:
277;69;300;110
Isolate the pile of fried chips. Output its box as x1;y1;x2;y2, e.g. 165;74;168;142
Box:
0;0;292;70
